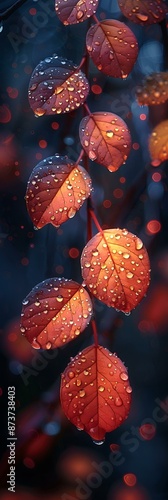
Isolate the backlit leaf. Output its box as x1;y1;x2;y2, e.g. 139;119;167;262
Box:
55;0;98;25
26;155;92;229
136;72;168;106
79;112;131;171
60;344;132;443
81;228;150;313
28;55;89;116
118;0;168;25
149;120;168;163
20;278;93;349
86;19;138;78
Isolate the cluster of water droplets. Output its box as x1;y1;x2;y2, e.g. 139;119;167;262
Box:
55;0;98;25
136;72;168;106
118;0;167;25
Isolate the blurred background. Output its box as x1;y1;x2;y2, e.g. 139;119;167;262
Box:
0;0;168;499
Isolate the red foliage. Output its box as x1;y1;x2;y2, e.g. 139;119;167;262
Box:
86;20;138;78
81;228;150;313
26;155;92;229
118;0;168;25
20;278;93;349
79;112;131;171
55;0;98;25
60;345;132;442
28;55;89;116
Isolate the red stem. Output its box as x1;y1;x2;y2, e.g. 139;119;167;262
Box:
89;209;103;233
76;149;84;164
84;102;92;115
78;55;87;70
92;14;100;24
91;319;98;347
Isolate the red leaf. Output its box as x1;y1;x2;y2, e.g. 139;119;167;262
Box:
20;278;93;349
55;0;98;25
86;20;138;78
81;228;150;313
79;112;131;171
118;0;168;25
26;155;92;229
28;55;89;116
60;344;132;443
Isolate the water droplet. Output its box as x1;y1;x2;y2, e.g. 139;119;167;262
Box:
30;83;38;91
84;370;89;375
22;299;29;305
76;379;82;386
34;108;46;117
35;300;40;306
89;150;97;161
77;424;84;431
20;326;26;333
32;339;41;349
126;386;132;394
68;208;76;218
79;390;85;397
135;238;143;250
77;10;84;19
123;253;130;259
56;295;63;302
92;249;99;256
115;397;122;406
127;272;134;279
120;372;128;381
93;439;105;445
106;130;114;138
46;341;52;350
75;329;80;336
68;371;75;379
98;386;105;392
85;262;91;268
0;22;3;33
136;13;148;22
55;86;64;95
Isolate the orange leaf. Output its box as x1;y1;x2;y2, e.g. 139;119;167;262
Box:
136;72;168;106
149;120;168;163
28;55;89;116
86;19;138;78
79;112;131;171
55;0;98;25
81;228;150;313
60;344;132;443
20;278;93;349
26;155;92;229
118;0;168;25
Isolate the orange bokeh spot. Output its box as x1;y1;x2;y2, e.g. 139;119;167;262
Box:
113;188;123;199
0;104;11;123
103;199;112;208
91;84;102;94
29;8;36;15
110;443;120;452
39;140;47;149
7;87;18;99
36;153;42;160
51;121;59;130
132;142;140;150
123;474;137;487
139;423;156;440
146;220;161;235
152;172;161;182
69;247;80;258
140;114;146;121
120;177;126;184
21;258;29;266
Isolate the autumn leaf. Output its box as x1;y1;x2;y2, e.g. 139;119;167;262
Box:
86;19;138;78
28;55;89;116
60;344;132;442
81;228;150;313
118;0;168;25
79;112;131;171
136;72;168;106
55;0;98;25
20;278;93;349
26;155;92;229
149;120;168;163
